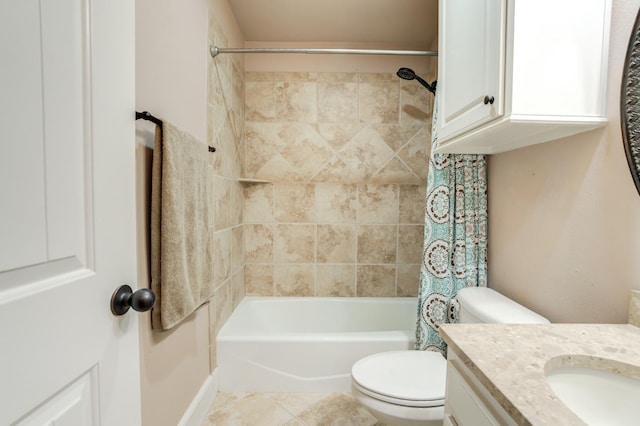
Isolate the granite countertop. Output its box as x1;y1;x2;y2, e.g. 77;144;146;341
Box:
439;323;640;425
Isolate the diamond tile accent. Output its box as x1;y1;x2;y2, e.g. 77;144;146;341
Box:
371;157;421;184
397;127;431;181
339;125;395;180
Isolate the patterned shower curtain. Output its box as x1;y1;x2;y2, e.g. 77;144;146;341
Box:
416;95;488;354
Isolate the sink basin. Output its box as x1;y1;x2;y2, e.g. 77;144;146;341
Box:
546;361;640;425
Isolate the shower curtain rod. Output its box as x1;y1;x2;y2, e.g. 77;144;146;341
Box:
210;45;437;58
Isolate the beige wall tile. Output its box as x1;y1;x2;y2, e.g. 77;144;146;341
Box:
230;181;244;226
207;165;214;226
358;184;399;223
245;264;274;296
275;224;316;263
315;183;357;223
246;81;276;121
312;156;364;184
213;279;232;335
239;71;434;301
231;225;244;273
318;72;358;82
244;224;273;263
217;117;239;177
209;94;227;149
317;224;357;263
275;264;314;296
372;124;424;153
253;152;304;182
316;123;363;151
244;124;275;177
275;72;318;82
398;225;424;264
246;72;276;82
339;126;395;179
357;265;396;297
269;123;334;180
206;11;246;380
400;81;431;125
397;264;420;297
357;225;397;264
397;127;430;181
274;183;315;222
318;82;358;123
244;183;274;223
213;177;231;231
213;229;232;287
276;81;317;122
399;185;426;224
371;157;421;185
359;81;399;123
231;268;245;309
316;264;356;296
231;63;244;114
359;73;397;82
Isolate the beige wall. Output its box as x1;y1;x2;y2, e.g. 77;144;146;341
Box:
135;1;243;425
488;0;640;324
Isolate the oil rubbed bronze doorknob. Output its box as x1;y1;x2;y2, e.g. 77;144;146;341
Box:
484;95;495;105
110;285;156;316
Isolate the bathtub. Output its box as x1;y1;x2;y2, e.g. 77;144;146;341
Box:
216;296;417;393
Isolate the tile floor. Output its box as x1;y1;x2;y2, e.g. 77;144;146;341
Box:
202;392;387;425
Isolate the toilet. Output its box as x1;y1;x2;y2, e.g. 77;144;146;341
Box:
350;287;549;426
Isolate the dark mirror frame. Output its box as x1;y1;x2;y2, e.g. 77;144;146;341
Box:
622;8;640;196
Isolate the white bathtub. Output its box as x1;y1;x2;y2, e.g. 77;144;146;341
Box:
217;296;417;393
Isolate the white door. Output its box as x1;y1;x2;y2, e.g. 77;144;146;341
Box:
0;0;140;425
437;0;506;143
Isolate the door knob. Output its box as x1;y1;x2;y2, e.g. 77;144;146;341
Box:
110;285;156;316
483;95;495;105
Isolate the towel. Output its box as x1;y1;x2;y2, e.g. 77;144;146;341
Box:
150;121;213;330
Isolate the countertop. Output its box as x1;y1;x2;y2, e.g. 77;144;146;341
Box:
439;323;640;425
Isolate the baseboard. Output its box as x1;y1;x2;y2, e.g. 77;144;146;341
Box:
178;370;219;426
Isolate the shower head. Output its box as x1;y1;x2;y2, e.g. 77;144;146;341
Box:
397;67;417;81
396;67;437;95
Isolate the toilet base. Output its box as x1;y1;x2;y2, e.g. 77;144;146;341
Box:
351;382;444;426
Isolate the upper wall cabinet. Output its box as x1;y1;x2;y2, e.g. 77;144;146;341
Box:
435;0;611;154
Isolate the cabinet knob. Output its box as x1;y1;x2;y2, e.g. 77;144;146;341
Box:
483;95;495;105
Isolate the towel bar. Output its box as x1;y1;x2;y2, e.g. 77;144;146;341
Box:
135;111;216;153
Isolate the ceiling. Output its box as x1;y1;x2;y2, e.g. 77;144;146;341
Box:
227;0;438;48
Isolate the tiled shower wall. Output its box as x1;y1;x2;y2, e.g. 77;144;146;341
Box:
243;72;433;297
207;14;245;369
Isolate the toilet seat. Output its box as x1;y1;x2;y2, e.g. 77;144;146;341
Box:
351;350;447;408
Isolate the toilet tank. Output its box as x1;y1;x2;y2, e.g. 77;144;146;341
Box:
456;287;549;324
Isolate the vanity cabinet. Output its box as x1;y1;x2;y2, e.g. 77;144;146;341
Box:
435;0;611;154
443;350;517;426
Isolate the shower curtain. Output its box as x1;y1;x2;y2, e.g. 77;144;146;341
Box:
416;95;488;354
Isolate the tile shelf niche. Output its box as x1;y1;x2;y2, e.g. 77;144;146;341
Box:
238;178;271;184
238;178;426;185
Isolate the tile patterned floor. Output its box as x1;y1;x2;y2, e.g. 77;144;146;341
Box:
202;392;386;425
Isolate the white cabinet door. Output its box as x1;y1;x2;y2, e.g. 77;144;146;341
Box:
437;0;506;143
0;0;139;425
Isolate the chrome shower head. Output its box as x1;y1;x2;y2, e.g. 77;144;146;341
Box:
396;67;436;95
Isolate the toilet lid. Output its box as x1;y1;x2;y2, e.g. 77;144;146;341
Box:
351;350;446;407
